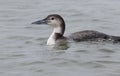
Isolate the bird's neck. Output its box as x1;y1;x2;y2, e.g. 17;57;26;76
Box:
47;26;65;45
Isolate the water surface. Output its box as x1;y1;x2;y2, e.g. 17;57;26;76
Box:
0;0;120;76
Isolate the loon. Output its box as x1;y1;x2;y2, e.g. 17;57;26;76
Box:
32;14;120;45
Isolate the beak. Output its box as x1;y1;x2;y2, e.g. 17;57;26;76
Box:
32;19;47;24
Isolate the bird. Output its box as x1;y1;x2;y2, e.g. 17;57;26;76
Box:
32;14;120;45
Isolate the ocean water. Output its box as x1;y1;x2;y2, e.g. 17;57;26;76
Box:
0;0;120;76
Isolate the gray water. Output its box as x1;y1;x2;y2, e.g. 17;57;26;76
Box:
0;0;120;76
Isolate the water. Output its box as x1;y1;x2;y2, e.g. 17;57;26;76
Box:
0;0;120;76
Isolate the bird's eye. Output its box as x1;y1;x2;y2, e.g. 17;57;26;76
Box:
51;17;54;20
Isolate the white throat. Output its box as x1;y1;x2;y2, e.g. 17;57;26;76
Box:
47;27;62;45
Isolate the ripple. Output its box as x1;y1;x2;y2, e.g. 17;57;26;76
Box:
96;60;120;64
99;48;115;53
7;36;33;40
50;58;81;67
25;40;33;44
11;54;26;57
20;61;46;66
75;50;88;53
35;38;47;45
36;38;47;40
36;69;44;72
81;61;105;68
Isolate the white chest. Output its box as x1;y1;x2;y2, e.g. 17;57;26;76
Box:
46;27;62;45
47;31;56;45
47;37;55;45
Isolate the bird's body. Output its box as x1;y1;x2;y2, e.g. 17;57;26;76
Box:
32;14;120;45
69;30;109;41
